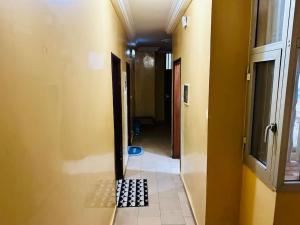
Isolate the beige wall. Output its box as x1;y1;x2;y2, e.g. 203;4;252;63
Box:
0;1;127;225
134;51;156;118
173;0;212;224
206;0;251;224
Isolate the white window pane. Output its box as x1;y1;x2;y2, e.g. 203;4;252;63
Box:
251;60;275;165
166;54;169;70
255;0;286;47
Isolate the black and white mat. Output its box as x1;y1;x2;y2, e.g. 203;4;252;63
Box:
116;179;149;208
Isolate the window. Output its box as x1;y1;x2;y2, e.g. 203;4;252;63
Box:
166;53;172;70
255;0;286;47
251;60;276;166
245;50;281;184
245;0;299;189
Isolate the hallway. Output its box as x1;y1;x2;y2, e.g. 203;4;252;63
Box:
115;126;195;225
2;0;300;225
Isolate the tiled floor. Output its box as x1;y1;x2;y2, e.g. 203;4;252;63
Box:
114;125;196;225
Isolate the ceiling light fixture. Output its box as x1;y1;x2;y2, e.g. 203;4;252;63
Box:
143;54;155;69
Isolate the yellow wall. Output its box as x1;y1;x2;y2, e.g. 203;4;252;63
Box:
0;1;127;225
173;0;212;224
274;192;300;225
134;51;156;118
173;0;251;224
240;166;276;225
206;0;251;224
239;168;300;225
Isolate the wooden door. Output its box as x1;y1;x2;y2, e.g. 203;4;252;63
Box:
111;54;123;180
173;59;181;159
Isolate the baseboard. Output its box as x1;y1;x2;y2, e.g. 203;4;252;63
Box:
110;206;117;225
180;174;199;225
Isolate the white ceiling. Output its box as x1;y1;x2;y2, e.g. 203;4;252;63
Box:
128;0;173;34
112;0;192;48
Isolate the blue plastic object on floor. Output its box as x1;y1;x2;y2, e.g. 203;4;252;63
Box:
128;146;144;156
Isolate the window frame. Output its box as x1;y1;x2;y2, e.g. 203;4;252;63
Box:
244;0;299;190
250;0;291;52
166;53;172;70
245;49;282;188
273;0;299;190
276;38;300;191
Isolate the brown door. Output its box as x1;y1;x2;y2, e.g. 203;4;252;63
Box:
173;59;181;159
111;54;123;180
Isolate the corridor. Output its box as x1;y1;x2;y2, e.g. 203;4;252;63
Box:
115;126;195;225
1;0;300;225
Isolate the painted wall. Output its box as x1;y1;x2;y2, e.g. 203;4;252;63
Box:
240;166;276;225
173;0;212;224
0;1;127;225
173;0;251;224
206;0;251;224
134;51;156;118
239;168;300;225
273;192;300;225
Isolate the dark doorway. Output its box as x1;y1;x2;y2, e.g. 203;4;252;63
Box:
172;59;181;159
126;63;131;146
164;70;172;125
111;53;123;180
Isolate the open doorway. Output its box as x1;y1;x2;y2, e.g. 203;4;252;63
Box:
128;51;175;157
111;53;123;180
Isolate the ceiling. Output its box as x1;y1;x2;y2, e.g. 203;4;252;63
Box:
112;0;192;49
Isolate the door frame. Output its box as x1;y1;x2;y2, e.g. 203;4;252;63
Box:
126;62;131;146
111;53;123;180
172;59;181;159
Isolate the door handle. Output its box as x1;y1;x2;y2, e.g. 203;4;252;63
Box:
264;123;277;143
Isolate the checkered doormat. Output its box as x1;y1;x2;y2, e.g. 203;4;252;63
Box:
116;179;149;208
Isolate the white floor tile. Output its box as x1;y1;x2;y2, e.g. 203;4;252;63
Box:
138;217;161;225
138;204;160;217
184;216;196;225
159;197;181;211
115;126;194;225
160;210;185;225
